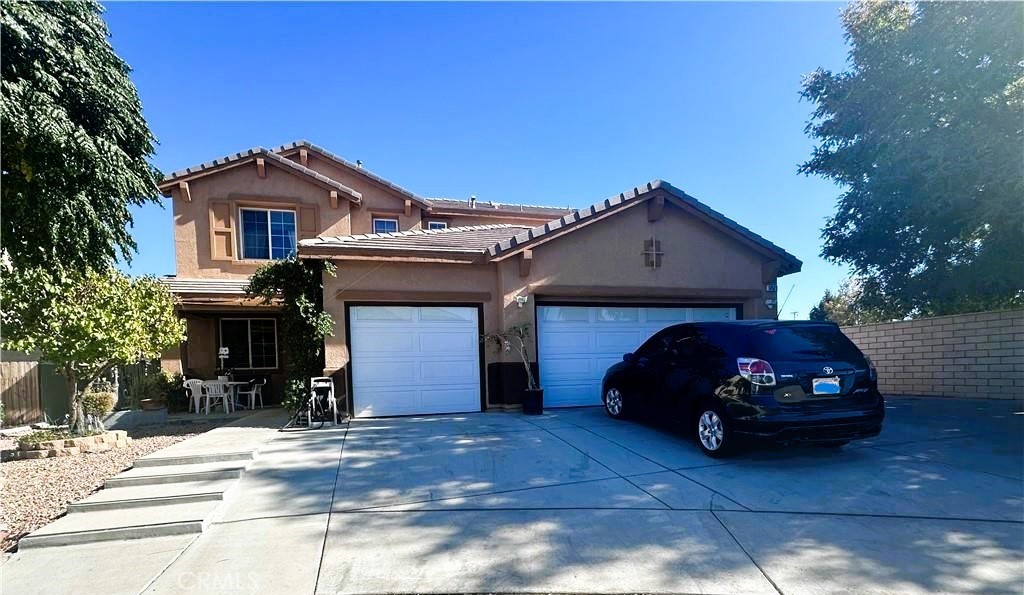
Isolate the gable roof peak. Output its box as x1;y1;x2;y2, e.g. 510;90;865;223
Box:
272;139;432;209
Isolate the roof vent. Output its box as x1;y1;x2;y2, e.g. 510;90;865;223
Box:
470;195;477;208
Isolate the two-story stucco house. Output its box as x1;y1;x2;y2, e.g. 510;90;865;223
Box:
158;140;801;417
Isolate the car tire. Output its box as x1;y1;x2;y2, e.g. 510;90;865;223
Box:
695;403;734;458
603;386;627;419
816;440;850;448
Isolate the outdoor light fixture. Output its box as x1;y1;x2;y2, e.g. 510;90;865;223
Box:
515;295;528;308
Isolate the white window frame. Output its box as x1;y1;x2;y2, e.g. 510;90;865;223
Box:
372;217;399;234
239;207;297;260
426;221;448;230
218;318;278;370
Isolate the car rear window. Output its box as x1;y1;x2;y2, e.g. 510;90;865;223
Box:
751;325;864;361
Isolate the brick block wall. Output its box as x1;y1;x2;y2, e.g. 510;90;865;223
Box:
841;309;1024;400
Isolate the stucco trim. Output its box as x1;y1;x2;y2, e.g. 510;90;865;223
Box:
530;285;764;300
333;290;492;302
160;147;363;204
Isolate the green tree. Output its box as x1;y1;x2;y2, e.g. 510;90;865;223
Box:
809;278;896;326
246;256;336;412
801;1;1024;318
1;266;186;431
1;0;160;271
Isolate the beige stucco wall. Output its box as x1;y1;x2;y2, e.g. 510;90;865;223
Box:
320;196;785;409
170;163;354;278
284;154;425;234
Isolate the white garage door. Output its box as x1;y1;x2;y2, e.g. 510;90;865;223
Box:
537;305;736;408
349;306;481;417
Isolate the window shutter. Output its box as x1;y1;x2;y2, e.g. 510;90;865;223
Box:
298;205;318;240
209;201;235;260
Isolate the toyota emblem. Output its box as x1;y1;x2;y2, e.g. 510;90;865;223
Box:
822;366;834;375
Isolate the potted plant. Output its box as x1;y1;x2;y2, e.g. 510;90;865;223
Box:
482;324;543;415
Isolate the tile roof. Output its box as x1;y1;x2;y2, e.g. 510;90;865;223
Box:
487;180;802;274
300;224;530;255
273;140;431;209
426;198;574;218
159;277;250;295
159;147;363;203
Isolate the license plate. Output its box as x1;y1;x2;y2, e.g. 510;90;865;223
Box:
812;377;842;395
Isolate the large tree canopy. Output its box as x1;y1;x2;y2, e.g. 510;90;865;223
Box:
1;266;185;430
802;1;1024;318
1;0;161;271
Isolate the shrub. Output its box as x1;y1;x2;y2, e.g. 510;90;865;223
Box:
81;391;116;417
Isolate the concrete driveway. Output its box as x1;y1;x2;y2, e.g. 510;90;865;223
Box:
7;397;1023;594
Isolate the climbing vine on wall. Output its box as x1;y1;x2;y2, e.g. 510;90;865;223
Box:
246;255;336;412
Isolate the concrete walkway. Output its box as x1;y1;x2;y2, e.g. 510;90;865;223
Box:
3;397;1022;594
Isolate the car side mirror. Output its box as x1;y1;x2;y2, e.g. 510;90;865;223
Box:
623;352;635;363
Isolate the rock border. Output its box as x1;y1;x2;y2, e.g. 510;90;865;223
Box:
8;431;132;460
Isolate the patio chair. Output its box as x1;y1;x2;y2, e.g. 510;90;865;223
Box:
236;378;265;409
202;381;233;414
183;378;206;413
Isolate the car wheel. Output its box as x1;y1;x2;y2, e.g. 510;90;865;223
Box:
695;404;734;457
603;387;627;419
816;440;849;448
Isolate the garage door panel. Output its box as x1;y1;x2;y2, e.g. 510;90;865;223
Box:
595;331;645;351
353;306;415;322
419;386;480;409
350;306;481;417
421;331;478;353
542;331;593;351
353;361;418;384
352;332;416;354
540;357;593;380
538;305;736;408
419;359;478;382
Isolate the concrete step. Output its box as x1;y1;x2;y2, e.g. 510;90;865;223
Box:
133;450;255;468
105;461;249;488
69;479;237;512
18;500;220;549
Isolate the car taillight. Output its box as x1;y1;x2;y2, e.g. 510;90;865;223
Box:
737;357;776;386
865;355;878;382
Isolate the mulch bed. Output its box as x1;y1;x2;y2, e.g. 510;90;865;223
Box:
0;421;224;552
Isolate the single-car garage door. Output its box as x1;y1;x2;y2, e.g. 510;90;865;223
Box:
349;305;481;417
537;305;736;408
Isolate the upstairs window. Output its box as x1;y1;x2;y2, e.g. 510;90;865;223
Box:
372;217;399;234
241;208;296;260
219;318;278;369
427;221;448;230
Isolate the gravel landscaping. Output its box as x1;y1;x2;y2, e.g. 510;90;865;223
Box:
0;421;224;552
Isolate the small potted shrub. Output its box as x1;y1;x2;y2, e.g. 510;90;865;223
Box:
482;324;543;415
82;384;116;430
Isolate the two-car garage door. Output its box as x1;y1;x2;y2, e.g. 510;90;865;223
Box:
537;305;736;408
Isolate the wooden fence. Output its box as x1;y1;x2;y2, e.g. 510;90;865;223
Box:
1;360;44;426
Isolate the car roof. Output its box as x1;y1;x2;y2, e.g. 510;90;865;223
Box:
662;319;840;332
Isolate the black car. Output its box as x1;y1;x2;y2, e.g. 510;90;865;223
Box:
601;320;884;457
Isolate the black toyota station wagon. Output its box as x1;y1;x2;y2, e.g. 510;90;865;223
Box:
601;320;884;457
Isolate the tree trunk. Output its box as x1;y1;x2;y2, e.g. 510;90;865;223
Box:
64;369;83;433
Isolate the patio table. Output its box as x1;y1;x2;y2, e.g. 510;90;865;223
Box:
204;380;250;413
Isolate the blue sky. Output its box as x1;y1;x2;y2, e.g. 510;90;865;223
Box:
105;1;852;318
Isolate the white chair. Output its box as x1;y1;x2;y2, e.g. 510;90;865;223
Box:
202;381;233;414
236;379;265;409
183;379;205;413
